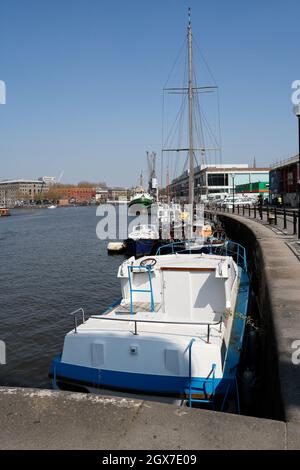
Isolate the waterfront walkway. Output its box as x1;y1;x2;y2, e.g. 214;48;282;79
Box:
207;206;300;261
0;387;291;450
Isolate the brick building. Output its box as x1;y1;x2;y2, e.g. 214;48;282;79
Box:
270;154;299;207
66;187;96;203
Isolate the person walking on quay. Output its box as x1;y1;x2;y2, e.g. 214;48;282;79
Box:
277;195;283;207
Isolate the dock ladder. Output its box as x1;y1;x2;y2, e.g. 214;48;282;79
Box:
186;338;216;408
127;265;155;315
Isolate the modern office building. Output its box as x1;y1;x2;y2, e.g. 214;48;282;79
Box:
269;154;299;207
169;164;270;202
0;179;46;207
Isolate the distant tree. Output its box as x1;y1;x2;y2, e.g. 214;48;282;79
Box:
77;181;96;188
77;181;108;188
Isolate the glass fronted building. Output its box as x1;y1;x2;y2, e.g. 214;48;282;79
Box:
169;164;270;202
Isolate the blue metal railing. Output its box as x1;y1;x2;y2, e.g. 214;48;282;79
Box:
187;338;216;406
156;240;247;272
188;338;196;407
223;241;247;271
127;265;155;315
101;298;123;315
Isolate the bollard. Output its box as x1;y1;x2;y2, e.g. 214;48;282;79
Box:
243;205;245;216
248;205;251;217
293;211;297;235
254;205;256;218
237;204;240;215
283;207;287;230
260;206;263;220
274;207;277;225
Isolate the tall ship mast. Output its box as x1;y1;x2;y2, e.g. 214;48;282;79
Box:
162;8;220;212
187;7;194;209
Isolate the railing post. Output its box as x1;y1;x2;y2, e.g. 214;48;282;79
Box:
243;205;245;216
237;204;240;215
293;211;297;235
147;265;155;312
248;205;250;217
260;206;263;220
283;207;287;229
254;205;256;218
207;324;210;343
274;207;277;225
128;266;134;314
188;338;196;407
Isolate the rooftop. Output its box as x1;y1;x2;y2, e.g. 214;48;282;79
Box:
0;179;44;185
270;154;299;170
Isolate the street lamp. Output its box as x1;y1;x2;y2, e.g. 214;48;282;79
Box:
232;173;236;213
294;104;300;239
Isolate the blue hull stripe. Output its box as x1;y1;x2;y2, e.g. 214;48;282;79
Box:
222;269;250;379
50;357;226;396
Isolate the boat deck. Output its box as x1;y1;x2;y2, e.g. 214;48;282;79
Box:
75;308;224;346
115;302;162;313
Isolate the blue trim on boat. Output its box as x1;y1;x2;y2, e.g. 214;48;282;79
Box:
222;268;250;379
50;356;223;396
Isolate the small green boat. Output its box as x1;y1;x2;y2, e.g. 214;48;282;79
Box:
128;192;153;208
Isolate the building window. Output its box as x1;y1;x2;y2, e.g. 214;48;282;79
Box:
207;173;228;187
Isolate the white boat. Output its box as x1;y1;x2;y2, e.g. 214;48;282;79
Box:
51;241;249;405
48;204;57;209
107;241;125;253
125;224;160;258
128;224;159;241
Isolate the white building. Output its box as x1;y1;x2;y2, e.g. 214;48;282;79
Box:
38;176;56;185
170;164;270;201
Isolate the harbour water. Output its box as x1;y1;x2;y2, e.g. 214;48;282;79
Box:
0;207;123;388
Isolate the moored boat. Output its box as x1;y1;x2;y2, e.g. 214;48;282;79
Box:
125;224;160;257
129;192;153;208
0;207;10;217
50;241;249;407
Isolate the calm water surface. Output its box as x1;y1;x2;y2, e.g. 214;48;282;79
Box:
0;207;123;388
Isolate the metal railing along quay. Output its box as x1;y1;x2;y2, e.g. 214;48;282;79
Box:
205;204;300;239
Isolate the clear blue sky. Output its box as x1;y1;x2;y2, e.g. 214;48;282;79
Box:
0;0;299;186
